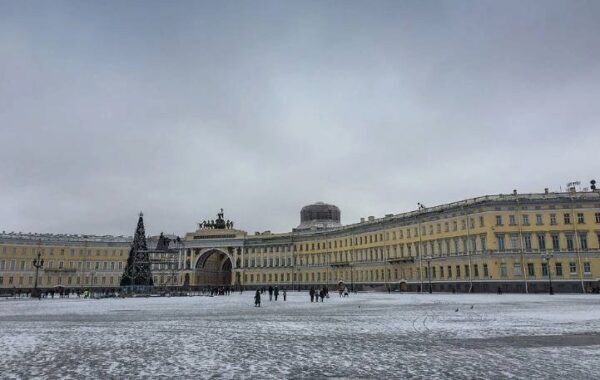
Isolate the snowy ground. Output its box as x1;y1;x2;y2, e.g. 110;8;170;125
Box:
1;293;599;379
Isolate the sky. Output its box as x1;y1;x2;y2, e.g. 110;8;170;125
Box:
1;0;599;237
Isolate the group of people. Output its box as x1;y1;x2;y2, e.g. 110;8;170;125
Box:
338;286;350;297
207;286;234;296
7;287;95;300
254;285;287;307
309;286;329;302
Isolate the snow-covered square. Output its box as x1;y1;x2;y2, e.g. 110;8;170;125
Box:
1;293;599;379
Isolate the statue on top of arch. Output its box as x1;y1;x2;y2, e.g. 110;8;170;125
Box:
200;209;234;229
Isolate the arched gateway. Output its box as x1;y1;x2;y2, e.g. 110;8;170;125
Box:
181;209;245;288
194;249;232;286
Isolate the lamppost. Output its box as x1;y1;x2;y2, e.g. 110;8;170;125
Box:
542;252;554;295
417;202;426;293
426;256;433;294
32;252;44;298
90;270;96;298
350;263;354;293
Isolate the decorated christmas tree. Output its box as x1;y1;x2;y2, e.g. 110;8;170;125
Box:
120;212;153;286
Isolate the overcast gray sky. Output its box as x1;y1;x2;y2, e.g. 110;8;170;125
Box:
1;0;599;236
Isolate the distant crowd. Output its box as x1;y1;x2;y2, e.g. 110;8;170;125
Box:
253;285;353;307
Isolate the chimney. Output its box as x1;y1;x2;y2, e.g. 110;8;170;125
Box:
513;189;517;195
360;217;365;223
544;188;549;194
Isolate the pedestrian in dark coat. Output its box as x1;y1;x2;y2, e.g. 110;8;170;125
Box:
254;290;261;307
268;286;274;301
319;289;325;302
283;289;287;301
309;288;315;302
274;286;279;301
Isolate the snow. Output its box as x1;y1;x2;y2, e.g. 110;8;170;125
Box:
1;293;599;378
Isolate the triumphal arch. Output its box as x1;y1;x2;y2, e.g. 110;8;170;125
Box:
180;209;245;288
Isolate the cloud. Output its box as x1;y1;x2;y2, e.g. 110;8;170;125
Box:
1;0;599;236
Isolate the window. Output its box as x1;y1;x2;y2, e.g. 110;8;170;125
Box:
497;235;505;251
483;263;489;277
464;265;470;277
537;234;546;250
595;212;600;223
510;235;519;250
513;263;522;276
473;264;479;277
564;213;571;224
522;215;529;225
509;215;516;225
542;263;548;276
496;215;503;226
447;266;452;278
536;214;543;225
577;213;584;224
480;236;487;252
439;266;444;278
566;235;574;251
551;234;560;250
579;233;588;250
584;262;591;274
500;263;507;278
569;262;577;274
479;216;484;227
524;235;532;251
550;213;557;225
555;262;563;276
527;263;535;276
456;265;461;278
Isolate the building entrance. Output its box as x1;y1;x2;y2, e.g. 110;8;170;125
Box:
194;249;232;286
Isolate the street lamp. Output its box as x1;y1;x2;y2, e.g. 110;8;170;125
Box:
542;252;554;295
425;256;433;294
32;252;44;298
417;202;426;293
350;263;354;293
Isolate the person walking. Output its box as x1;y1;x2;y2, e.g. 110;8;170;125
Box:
268;286;274;301
274;286;279;301
283;288;287;301
309;288;315;302
319;288;325;302
254;290;261;307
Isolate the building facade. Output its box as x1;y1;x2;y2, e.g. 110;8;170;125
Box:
2;190;600;294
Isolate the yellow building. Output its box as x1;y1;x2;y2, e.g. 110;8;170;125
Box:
180;190;600;293
0;234;130;293
2;189;600;294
